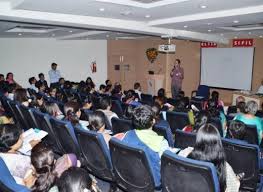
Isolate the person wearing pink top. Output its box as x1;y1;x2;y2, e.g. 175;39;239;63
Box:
170;59;184;98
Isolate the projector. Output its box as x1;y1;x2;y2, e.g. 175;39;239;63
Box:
158;44;176;53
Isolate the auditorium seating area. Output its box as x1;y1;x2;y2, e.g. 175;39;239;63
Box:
0;77;263;192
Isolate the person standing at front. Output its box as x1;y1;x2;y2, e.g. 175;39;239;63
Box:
48;63;61;88
170;59;184;98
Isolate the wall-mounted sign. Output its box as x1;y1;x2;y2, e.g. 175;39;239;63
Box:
200;42;218;48
233;39;254;47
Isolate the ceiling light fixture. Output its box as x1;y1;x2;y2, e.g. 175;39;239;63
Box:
145;15;151;18
208;29;212;32
260;35;263;38
233;20;239;23
200;5;207;9
220;33;224;36
234;36;238;39
99;8;105;12
207;23;213;25
69;30;73;33
184;25;188;28
106;34;109;37
18;33;22;36
248;32;252;35
52;34;55;36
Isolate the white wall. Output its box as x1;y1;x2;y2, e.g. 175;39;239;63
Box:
0;38;107;88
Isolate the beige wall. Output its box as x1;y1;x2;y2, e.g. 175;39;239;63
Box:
108;38;263;105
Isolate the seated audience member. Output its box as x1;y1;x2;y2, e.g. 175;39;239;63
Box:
14;88;30;107
0;73;5;82
64;101;89;130
204;91;224;108
0;124;34;184
115;105;171;186
98;84;106;94
57;167;101;192
123;90;141;107
25;143;78;190
123;105;135;120
152;104;174;146
105;79;112;87
207;99;227;137
111;84;123;100
6;72;21;88
86;77;95;88
29;93;45;111
48;87;57;100
134;82;142;100
7;83;16;100
82;95;93;111
183;110;211;133
43;101;64;120
37;81;47;95
104;84;112;95
157;88;166;98
226;120;246;142
58;77;65;90
173;97;194;125
257;80;263;94
28;77;38;93
188;124;240;192
154;96;170;111
234;101;263;144
89;111;111;146
98;96;118;126
36;73;48;90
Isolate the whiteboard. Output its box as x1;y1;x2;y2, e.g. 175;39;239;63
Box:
200;48;254;90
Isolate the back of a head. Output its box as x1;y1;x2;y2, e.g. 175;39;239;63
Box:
227;120;246;140
124;90;135;101
237;101;246;113
99;84;106;91
88;111;106;132
57;167;93;192
64;101;80;115
99;96;111;110
245;100;258;115
14;88;28;103
0;124;22;153
193;111;211;132
189;123;226;191
211;91;219;101
207;99;220;117
133;105;154;130
157;88;165;97
134;82;140;90
174;98;188;112
124;105;135;120
152;103;161;120
44;101;59;117
31;143;56;192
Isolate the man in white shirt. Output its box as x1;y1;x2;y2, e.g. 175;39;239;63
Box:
134;82;142;100
257;80;263;94
48;63;61;87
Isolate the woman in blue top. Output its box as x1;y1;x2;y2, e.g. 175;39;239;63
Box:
234;100;263;144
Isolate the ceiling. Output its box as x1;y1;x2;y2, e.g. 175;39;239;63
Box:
0;0;262;43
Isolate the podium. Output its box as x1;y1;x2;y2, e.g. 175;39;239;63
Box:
147;74;164;96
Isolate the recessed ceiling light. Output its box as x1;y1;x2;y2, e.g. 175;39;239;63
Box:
233;20;239;23
200;5;207;9
184;25;188;28
234;36;238;39
99;8;105;12
106;34;109;38
52;34;55;36
145;14;151;18
248;32;252;35
18;33;22;36
220;33;224;36
208;29;212;32
260;35;263;38
207;23;213;25
69;30;73;33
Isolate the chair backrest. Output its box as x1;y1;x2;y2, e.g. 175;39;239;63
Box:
80;109;93;121
243;124;258;145
153;122;174;147
222;138;259;191
32;110;64;155
166;111;190;133
0;157;30;192
166;98;177;106
109;138;155;192
227;105;237;115
174;129;196;149
209;117;223;137
77;130;114;181
19;105;38;129
50;118;81;157
141;93;153;106
111;117;133;135
0;96;13;117
196;85;210;99
161;151;219;192
111;99;124;118
9;101;30;130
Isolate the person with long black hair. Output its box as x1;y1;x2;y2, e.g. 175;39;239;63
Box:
188;124;240;192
